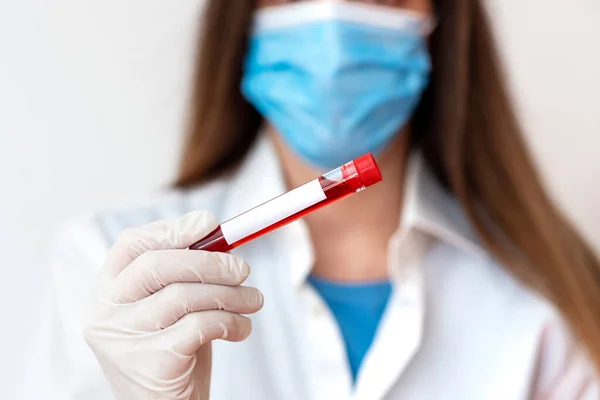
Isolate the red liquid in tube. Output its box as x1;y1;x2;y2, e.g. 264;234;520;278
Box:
189;153;382;252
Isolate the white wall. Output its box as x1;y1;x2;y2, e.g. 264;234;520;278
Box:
490;0;600;245
1;0;599;397
0;0;203;395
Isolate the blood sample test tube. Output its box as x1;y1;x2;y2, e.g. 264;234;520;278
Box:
189;153;382;253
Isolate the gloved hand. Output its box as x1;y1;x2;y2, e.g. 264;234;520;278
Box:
84;211;264;400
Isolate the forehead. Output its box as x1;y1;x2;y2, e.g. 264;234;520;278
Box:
257;0;433;14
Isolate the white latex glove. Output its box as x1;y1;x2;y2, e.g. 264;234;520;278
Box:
84;211;264;400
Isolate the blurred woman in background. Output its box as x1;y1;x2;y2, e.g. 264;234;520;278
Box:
48;0;599;399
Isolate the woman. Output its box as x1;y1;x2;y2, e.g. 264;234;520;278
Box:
46;0;599;399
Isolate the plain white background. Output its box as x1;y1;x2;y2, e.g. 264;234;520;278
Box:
0;0;599;397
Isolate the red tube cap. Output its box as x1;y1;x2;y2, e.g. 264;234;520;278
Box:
354;153;383;187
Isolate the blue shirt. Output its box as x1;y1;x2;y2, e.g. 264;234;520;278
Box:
308;275;393;382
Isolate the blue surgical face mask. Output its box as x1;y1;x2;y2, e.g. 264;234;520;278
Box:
241;2;433;170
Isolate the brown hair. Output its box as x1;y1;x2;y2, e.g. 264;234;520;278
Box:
176;0;600;370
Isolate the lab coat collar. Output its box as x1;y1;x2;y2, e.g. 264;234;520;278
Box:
398;151;486;259
222;133;486;289
220;133;289;221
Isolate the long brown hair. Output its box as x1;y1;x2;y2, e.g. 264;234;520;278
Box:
175;0;600;370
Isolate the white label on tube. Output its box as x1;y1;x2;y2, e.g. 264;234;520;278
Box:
221;178;327;245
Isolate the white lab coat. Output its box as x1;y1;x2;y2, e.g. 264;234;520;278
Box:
19;135;598;400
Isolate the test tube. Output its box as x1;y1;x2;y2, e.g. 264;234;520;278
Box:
189;153;382;252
